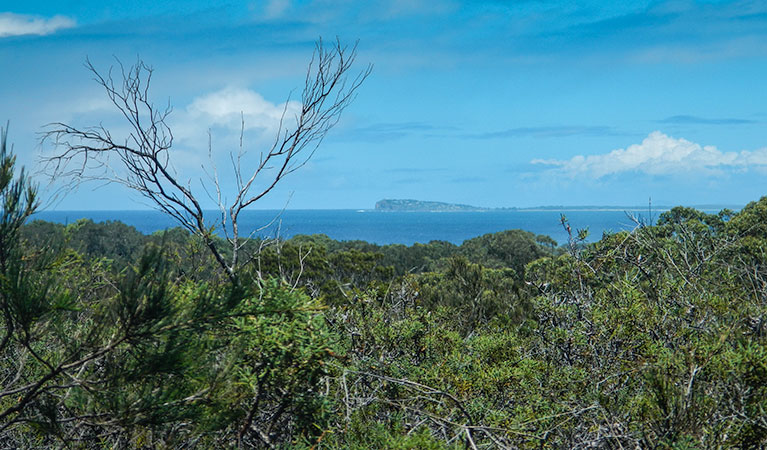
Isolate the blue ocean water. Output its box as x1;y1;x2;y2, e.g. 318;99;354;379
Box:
29;209;674;245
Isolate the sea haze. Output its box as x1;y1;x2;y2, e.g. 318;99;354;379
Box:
28;209;700;246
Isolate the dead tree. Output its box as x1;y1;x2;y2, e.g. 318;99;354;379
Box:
43;39;371;283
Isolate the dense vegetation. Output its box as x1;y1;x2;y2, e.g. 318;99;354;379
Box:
2;133;767;448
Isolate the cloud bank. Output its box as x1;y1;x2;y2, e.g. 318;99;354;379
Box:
468;125;624;139
185;87;301;133
0;12;75;38
167;87;303;160
532;131;767;178
658;115;756;125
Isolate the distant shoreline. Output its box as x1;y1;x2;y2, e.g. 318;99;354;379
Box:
367;208;671;212
365;208;725;213
36;205;739;214
372;198;738;213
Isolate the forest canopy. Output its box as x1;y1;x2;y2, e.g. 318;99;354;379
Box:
3;120;767;447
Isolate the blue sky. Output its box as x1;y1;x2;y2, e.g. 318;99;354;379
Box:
2;0;767;210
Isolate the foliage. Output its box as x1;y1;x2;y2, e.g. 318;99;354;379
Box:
5;118;767;448
459;229;551;278
1;130;337;448
413;256;526;335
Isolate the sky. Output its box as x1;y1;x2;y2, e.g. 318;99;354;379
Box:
1;0;767;210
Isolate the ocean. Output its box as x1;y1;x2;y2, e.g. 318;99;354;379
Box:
28;208;688;246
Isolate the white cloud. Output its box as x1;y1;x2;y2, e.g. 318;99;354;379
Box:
381;0;457;18
186;87;301;133
0;12;75;38
264;0;291;19
168;87;302;156
255;0;456;24
532;131;767;178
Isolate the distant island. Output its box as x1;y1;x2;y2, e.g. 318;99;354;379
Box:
374;199;740;212
375;199;488;212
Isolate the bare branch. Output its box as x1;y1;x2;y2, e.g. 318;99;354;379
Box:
42;40;370;283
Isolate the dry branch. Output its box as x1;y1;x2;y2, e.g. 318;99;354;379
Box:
43;39;371;283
